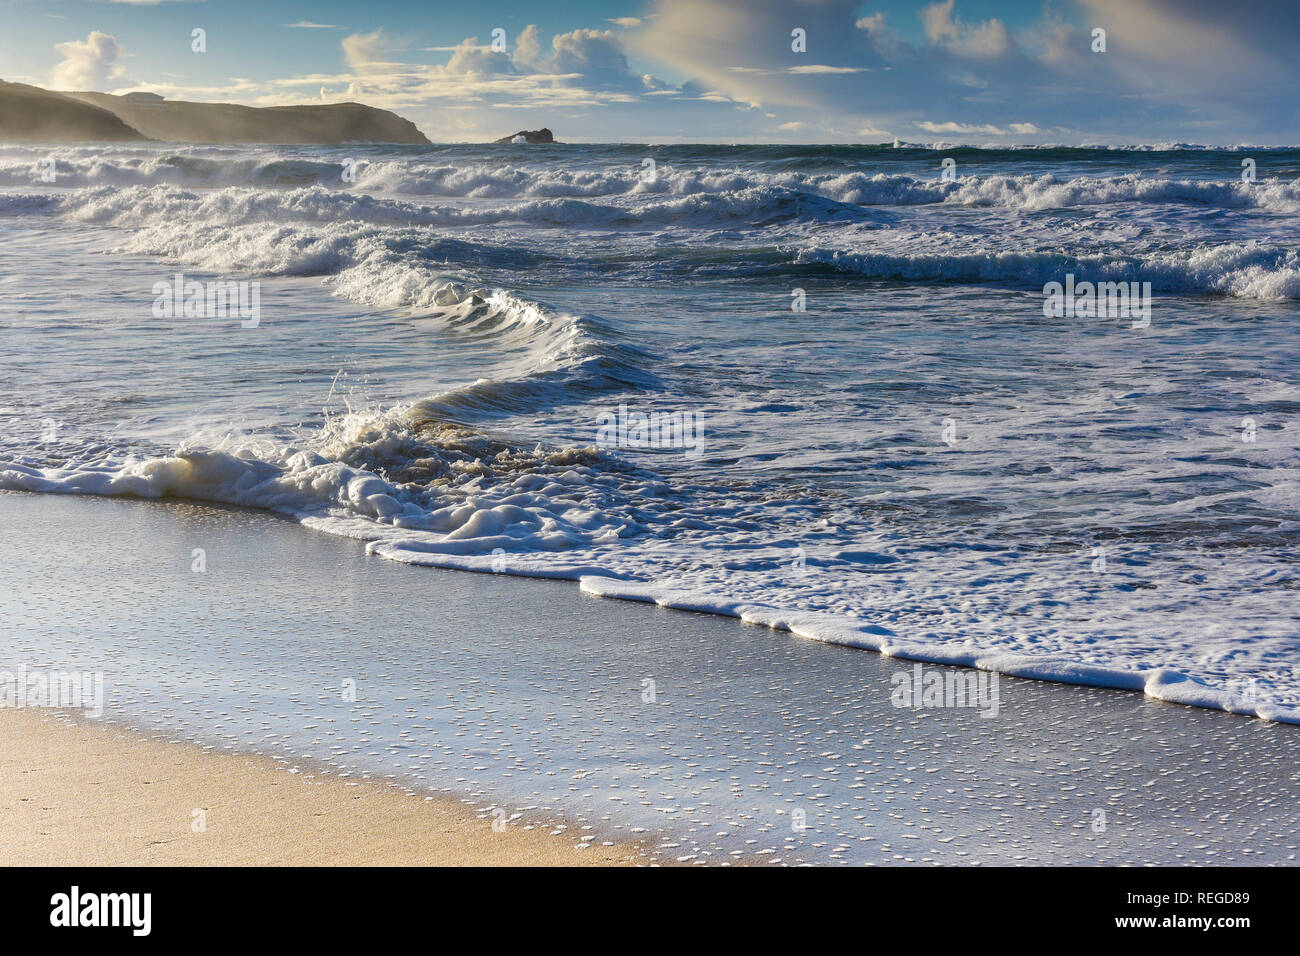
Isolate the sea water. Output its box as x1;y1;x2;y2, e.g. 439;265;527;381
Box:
1;141;1298;721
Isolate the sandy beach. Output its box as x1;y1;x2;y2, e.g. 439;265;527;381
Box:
0;705;642;866
2;490;1298;866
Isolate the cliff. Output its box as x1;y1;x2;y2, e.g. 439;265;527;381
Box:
0;80;431;145
63;92;431;145
0;80;146;142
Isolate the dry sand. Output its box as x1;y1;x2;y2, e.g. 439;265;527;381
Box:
0;707;643;866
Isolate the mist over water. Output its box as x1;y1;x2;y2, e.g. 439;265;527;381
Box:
2;141;1298;721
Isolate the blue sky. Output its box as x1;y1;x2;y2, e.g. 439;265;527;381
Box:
6;0;1297;144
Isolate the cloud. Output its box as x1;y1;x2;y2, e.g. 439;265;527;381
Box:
50;31;126;91
921;0;1012;57
632;0;878;110
428;26;635;88
284;22;344;30
856;13;886;37
787;64;865;74
1078;0;1290;81
1070;0;1300;137
628;0;1300;143
342;31;405;76
917;120;1039;136
548;29;633;84
514;24;542;71
441;37;517;74
307;25;667;140
81;1;1300;145
921;1;959;44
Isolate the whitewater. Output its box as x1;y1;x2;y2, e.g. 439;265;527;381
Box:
1;141;1297;722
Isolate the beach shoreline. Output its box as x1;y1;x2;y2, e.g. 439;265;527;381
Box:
0;705;647;866
2;489;1298;866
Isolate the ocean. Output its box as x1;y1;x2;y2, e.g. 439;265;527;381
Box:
2;141;1298;722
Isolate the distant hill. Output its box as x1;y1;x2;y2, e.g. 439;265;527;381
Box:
0;81;431;145
64;92;431;145
0;80;146;142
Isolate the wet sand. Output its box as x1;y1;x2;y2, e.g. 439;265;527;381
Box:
1;490;1297;865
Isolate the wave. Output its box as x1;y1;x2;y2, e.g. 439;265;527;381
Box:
0;264;665;549
6;179;1296;303
359;164;1300;213
397;286;660;420
0;181;879;233
17;420;1288;724
890;140;1300;154
0;416;650;550
2;174;1295;314
16;175;1295;240
0;152;354;189
7;150;1299;215
32;186;663;426
943;174;1300;213
5;406;1296;725
796;242;1300;299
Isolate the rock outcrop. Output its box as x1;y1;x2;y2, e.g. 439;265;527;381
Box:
493;128;556;144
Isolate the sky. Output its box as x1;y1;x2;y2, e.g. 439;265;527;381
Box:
3;0;1297;144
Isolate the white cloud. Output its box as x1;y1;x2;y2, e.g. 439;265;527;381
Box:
856;13;886;37
284;22;344;30
442;37;517;74
514;24;542;71
632;0;875;110
426;25;638;89
342;31;403;76
50;31;126;91
921;0;1011;57
921;1;960;44
916;120;1037;136
787;65;866;74
962;19;1011;57
548;29;632;83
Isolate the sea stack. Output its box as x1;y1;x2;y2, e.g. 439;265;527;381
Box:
494;128;556;144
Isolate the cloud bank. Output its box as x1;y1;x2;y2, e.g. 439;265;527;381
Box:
43;1;1300;143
